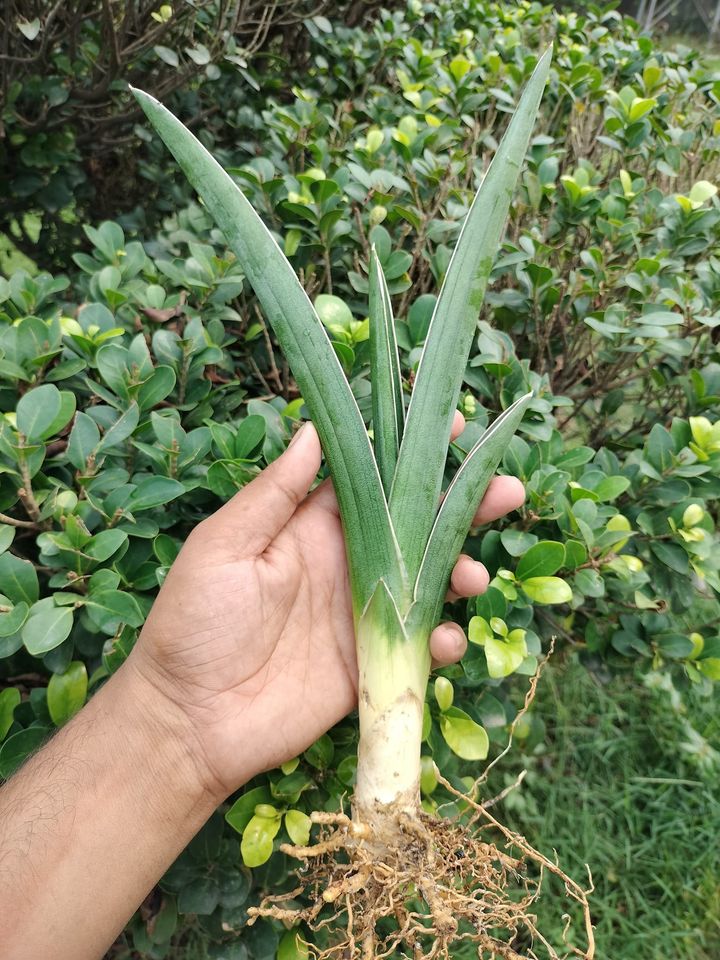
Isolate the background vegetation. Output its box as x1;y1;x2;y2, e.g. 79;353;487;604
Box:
1;2;718;957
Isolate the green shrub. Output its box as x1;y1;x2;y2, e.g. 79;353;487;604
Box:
1;1;719;955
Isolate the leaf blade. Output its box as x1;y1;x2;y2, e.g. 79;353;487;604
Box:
390;50;551;582
368;248;405;494
411;393;532;632
131;87;404;612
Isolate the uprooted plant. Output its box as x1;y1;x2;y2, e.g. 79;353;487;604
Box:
131;48;594;959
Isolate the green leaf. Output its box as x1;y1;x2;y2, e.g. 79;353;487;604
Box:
16;383;62;440
47;661;88;725
468;616;493;645
439;707;489;760
206;460;255;498
84;590;145;631
234;415;266;459
412;394;532;632
22;601;74;655
0;726;49;778
650;541;689;574
407;294;436;346
314;294;353;330
85;529;128;562
0;524;14;554
67;412;100;470
278;930;309;960
285;809;312;846
96;403;140;454
131;86;403;614
485;630;528;678
475;586;507;621
564;540;588;568
0;688;21;740
0;600;29;638
225;786;272;834
0;550;42;612
516;541;565;580
369;248;405;494
646;423;674;473
241;812;282;867
500;529;537;557
138;365;176;410
177;876;220;915
389;50;551;582
434;676;454;711
521;577;573;605
657;634;695;659
304;733;334;769
128;476;185;511
593;476;630;502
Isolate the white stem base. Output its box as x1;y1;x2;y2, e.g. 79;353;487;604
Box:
354;631;429;819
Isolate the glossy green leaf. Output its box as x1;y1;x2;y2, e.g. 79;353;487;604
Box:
0;688;21;740
0;525;14;554
84;590;145;631
0;726;49;778
278;930;309;960
16;383;62;440
225;786;272;834
439;707;489;760
0;600;29;638
484;630;528;678
128;476;185;511
234;415;266;459
241;811;282;867
22;601;73;655
516;541;565;580
285;809;312;846
0;552;39;605
521;577;573;605
67;412;101;470
47;661;88;725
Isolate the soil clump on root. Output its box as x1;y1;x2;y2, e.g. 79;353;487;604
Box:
247;784;595;960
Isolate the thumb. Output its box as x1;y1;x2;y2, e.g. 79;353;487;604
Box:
209;422;322;555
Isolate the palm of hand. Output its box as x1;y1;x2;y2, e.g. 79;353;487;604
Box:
138;480;357;792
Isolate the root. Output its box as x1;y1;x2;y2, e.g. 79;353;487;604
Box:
247;801;594;960
247;643;594;959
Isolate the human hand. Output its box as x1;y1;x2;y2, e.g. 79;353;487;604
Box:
129;414;525;801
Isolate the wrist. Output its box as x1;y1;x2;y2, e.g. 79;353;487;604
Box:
111;654;229;810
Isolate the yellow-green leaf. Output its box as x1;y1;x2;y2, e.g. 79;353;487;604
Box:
241;811;282;867
521;577;573;605
440;707;489;760
285;809;312;846
278;930;309;960
484;630;528;679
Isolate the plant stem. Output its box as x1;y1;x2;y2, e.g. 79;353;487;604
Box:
354;624;430;824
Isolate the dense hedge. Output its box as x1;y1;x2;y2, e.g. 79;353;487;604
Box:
1;1;719;956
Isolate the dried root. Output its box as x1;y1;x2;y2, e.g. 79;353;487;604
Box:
248;644;594;959
247;795;594;960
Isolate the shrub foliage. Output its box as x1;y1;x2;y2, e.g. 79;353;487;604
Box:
1;1;719;955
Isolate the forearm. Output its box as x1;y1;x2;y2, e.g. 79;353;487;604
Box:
0;660;221;960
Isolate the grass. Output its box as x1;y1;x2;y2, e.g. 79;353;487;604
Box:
497;657;720;959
